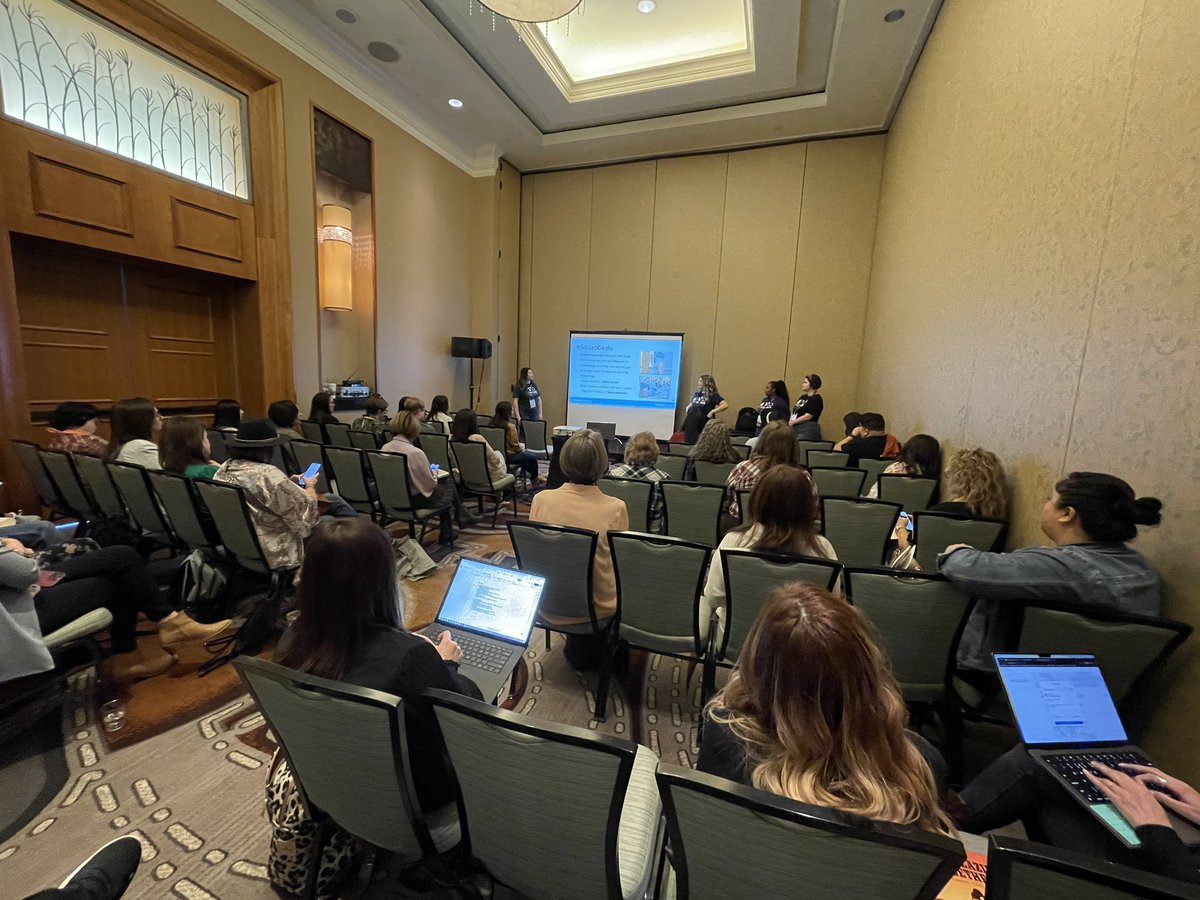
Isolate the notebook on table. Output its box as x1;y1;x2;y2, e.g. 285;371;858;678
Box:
419;558;544;702
995;652;1200;849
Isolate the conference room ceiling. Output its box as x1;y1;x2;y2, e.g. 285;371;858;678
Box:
217;0;943;175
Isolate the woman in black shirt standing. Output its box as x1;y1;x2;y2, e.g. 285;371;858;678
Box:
512;367;541;424
682;374;728;443
789;373;824;440
756;380;790;432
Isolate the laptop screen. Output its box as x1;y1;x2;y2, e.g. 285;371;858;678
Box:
995;654;1128;746
586;421;617;441
437;558;545;644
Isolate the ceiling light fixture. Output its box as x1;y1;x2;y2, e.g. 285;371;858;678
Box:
884;9;906;22
477;0;582;24
637;0;656;12
448;98;464;108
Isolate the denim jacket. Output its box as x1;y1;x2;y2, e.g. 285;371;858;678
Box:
939;542;1162;671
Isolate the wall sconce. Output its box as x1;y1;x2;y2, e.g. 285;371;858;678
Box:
318;204;353;311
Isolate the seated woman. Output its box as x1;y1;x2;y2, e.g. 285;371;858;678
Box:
104;397;161;469
381;411;480;542
429;395;454;429
724;421;799;521
699;465;835;642
489;401;540;487
211;399;241;434
307;391;339;428
450;409;508;483
609;431;670;529
688;420;741;479
0;537;228;682
889;446;1006;569
698;581;952;833
941;471;1162;672
866;433;942;499
214;419;321;571
529;430;628;670
160;418;218;479
46;401;108;457
277;517;482;822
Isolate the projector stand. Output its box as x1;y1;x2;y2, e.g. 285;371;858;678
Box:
468;359;477;410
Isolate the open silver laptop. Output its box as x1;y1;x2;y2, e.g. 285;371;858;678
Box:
586;421;617;442
420;558;544;702
996;653;1200;849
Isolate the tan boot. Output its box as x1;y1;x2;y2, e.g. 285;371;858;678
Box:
108;644;177;682
157;612;232;651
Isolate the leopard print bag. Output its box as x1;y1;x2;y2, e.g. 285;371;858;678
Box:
266;752;365;897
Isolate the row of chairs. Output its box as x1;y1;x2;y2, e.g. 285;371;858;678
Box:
507;522;1191;774
238;656;1196;900
598;475;1006;570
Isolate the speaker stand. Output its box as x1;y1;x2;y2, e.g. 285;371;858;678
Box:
468;358;477;410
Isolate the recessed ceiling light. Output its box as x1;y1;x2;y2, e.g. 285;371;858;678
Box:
367;41;400;63
884;9;905;22
448;98;464;108
637;0;656;13
334;8;358;24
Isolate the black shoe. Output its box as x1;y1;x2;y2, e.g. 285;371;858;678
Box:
56;835;142;899
457;509;482;528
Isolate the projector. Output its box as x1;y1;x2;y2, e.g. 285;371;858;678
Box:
339;381;371;399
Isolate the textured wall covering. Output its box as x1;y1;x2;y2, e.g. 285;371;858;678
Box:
518;137;886;429
860;0;1200;778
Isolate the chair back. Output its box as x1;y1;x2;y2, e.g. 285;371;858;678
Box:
349;429;379;451
692;460;737;485
39;450;97;519
323;447;377;516
477;425;508;455
806;448;849;468
193;479;274;573
809;466;867;498
146;470;218;552
72;453;128;520
324;422;353;448
985;833;1198;900
12;440;63;512
235;657;441;858
733;443;751;460
820;497;902;568
719;549;843;661
856;457;892;495
299;420;326;443
657;765;965;900
657;454;688;481
660;482;725;547
911;511;1007;573
508;521;600;628
735;488;753;524
420;432;452;473
1015;601;1192;708
287;440;330;493
452;440;498;493
666;443;695;456
609;531;712;656
206;429;230;463
598;477;654;533
796;439;835;456
366;451;421;518
877;474;939;512
845;569;973;704
427;689;656;900
108;462;173;544
522;419;549;457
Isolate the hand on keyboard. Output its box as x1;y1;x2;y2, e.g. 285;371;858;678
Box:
1086;762;1171;829
433;630;463;663
1120;764;1200;826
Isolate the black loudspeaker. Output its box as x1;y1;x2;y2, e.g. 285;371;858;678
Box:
451;337;492;359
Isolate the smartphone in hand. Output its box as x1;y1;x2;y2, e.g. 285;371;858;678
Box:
298;462;321;487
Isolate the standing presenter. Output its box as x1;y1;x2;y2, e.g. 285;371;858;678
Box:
681;374;728;443
513;367;541;425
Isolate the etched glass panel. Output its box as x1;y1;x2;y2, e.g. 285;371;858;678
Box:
0;0;250;198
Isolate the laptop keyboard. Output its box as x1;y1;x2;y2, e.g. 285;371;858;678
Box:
1043;750;1153;804
449;633;514;674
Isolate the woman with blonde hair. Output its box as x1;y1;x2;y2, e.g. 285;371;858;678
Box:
609;431;670;529
724;420;799;520
698;582;952;834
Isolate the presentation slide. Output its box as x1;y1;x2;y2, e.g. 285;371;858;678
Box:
566;331;684;437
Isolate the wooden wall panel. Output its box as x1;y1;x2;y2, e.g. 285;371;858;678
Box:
170;199;244;262
646;154;728;412
526;170;593;424
587;162;655;332
712;144;806;417
28;156;134;236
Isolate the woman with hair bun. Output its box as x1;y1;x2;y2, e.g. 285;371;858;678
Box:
940;471;1163;671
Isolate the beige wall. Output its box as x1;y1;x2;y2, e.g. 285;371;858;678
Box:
518;137;886;430
860;0;1200;778
154;0;514;415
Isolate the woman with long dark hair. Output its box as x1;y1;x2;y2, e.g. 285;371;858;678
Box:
489;400;540;486
159;417;217;479
211;399;242;433
450;409;507;481
308;391;338;426
867;433;942;500
756;380;790;431
512;367;541;423
277;518;482;812
105;397;162;469
698;582;952;834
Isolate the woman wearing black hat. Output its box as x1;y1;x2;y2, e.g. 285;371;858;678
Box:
46;402;109;457
214;419;322;570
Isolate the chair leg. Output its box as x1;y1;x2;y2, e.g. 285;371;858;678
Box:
595;633;613;721
943;696;965;788
544;626;552;651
